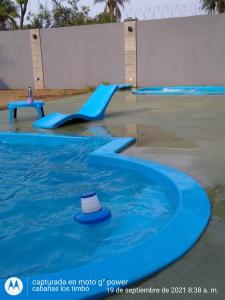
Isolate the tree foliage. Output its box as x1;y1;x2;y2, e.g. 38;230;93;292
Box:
26;0;117;29
94;0;129;21
26;4;52;29
0;0;17;30
0;0;126;31
202;0;225;13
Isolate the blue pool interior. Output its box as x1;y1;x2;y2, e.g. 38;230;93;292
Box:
0;135;176;278
134;85;225;95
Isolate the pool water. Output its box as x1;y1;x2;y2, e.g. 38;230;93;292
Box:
0;137;176;278
134;85;225;95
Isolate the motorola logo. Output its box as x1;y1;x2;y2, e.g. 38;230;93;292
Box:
4;277;23;296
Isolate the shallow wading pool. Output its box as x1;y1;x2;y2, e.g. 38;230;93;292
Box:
0;133;210;300
134;86;225;95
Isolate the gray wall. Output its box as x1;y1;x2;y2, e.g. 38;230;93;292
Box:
40;23;125;89
137;14;225;86
1;14;225;89
0;30;33;89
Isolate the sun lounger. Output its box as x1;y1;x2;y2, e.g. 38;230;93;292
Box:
33;84;117;129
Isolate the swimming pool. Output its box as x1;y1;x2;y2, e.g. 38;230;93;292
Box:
0;133;210;299
134;86;225;95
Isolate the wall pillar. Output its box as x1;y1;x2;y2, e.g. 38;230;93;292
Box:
124;21;137;87
30;29;44;89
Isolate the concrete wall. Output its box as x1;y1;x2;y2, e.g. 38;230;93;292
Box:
40;23;125;89
137;14;225;86
1;14;225;89
0;30;33;89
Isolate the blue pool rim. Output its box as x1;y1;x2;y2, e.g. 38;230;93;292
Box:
0;132;211;300
133;85;225;95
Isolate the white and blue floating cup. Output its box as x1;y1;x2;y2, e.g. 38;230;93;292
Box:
74;192;111;224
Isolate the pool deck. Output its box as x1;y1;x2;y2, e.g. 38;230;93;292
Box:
0;91;224;299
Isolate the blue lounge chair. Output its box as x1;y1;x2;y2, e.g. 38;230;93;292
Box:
33;84;118;129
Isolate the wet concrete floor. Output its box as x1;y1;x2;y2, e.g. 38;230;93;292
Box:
0;91;224;299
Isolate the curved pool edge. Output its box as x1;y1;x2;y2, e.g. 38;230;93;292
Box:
88;138;211;289
0;132;211;300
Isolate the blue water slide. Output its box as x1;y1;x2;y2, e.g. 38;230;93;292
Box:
33;84;118;129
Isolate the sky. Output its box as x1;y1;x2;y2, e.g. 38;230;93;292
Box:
28;0;204;20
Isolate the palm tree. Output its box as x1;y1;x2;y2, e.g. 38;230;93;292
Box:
202;0;225;13
0;0;18;30
16;0;29;29
94;0;129;21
